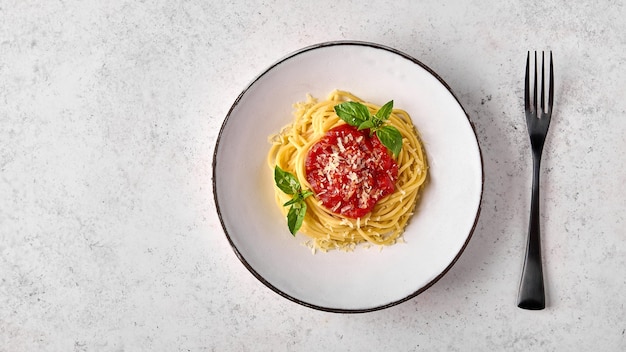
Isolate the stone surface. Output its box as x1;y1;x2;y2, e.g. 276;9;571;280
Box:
1;0;625;350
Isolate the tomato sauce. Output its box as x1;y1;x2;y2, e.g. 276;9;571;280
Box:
305;124;398;218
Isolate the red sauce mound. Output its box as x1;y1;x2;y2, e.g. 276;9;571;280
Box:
305;124;398;218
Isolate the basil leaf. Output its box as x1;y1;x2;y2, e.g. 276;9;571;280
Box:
286;203;307;235
274;166;300;195
286;206;298;235
357;119;376;131
295;202;307;234
274;166;313;235
374;100;394;122
283;197;300;207
376;125;403;158
334;102;370;127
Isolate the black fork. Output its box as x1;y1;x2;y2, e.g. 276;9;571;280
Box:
518;51;554;310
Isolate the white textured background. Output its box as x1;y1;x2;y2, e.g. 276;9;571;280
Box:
1;0;625;351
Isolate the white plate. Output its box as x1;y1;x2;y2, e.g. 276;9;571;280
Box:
213;41;483;312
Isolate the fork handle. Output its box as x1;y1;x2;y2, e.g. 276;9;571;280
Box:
517;155;546;310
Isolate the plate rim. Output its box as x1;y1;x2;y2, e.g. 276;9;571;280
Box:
212;40;484;313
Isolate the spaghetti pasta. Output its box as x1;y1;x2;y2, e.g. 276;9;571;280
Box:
267;90;428;252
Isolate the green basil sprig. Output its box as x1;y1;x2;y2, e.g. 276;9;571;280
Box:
274;166;313;235
334;100;403;158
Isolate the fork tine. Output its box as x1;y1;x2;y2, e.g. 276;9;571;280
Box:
548;51;554;114
533;52;537;113
539;51;546;113
525;51;530;111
